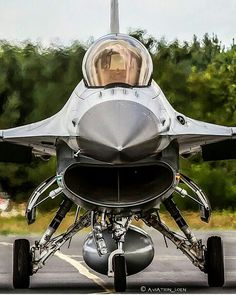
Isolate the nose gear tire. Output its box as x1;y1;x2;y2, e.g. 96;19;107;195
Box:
113;255;127;292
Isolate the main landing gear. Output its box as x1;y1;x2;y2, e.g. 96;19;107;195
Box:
205;236;224;287
13;195;92;289
142;201;225;288
13;198;131;292
13;239;32;289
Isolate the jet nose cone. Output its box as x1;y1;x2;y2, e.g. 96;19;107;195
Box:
78;100;160;162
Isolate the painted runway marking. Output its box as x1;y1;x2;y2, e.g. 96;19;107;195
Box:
55;251;112;293
0;242;12;247
68;254;83;258
1;241;236;292
0;241;112;293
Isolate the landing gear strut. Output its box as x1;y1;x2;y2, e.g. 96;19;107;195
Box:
106;216;131;292
13;196;91;289
142;207;225;288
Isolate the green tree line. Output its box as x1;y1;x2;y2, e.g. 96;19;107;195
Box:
0;30;235;210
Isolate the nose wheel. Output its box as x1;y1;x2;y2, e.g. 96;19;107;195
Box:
13;239;32;289
113;255;127;292
205;236;225;287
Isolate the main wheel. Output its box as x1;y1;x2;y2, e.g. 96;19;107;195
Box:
205;236;224;287
113;255;127;292
13;239;31;289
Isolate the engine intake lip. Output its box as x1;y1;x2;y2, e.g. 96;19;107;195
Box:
63;162;175;208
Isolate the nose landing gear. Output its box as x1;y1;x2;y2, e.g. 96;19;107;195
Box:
106;216;131;292
113;254;127;292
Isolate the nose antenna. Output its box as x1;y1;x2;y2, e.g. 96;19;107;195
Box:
110;0;120;34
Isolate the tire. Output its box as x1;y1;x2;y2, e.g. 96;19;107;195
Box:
13;239;31;289
113;255;127;292
206;236;224;287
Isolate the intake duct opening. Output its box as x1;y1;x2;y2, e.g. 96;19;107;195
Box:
63;163;175;207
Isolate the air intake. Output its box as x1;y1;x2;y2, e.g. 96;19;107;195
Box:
63;162;175;208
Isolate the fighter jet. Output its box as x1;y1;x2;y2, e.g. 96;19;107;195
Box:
1;0;235;291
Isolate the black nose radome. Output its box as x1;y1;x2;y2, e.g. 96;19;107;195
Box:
78;100;161;162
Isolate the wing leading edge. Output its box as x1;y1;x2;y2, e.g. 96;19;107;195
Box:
0;106;73;161
168;116;236;161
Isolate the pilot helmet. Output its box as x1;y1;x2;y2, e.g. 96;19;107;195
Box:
82;34;153;87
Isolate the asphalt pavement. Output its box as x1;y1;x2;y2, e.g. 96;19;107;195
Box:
1;229;236;293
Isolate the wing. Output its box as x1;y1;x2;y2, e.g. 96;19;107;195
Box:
0;81;88;163
167;116;236;161
0;110;72;163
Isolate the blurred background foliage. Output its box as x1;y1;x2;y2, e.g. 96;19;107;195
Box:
0;30;236;210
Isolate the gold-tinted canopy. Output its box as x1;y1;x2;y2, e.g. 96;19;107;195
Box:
82;34;153;87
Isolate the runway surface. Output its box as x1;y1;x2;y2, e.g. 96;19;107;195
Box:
1;229;236;293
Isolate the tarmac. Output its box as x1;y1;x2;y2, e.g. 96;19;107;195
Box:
1;229;236;293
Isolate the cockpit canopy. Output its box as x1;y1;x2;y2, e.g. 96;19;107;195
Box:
82;34;153;87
